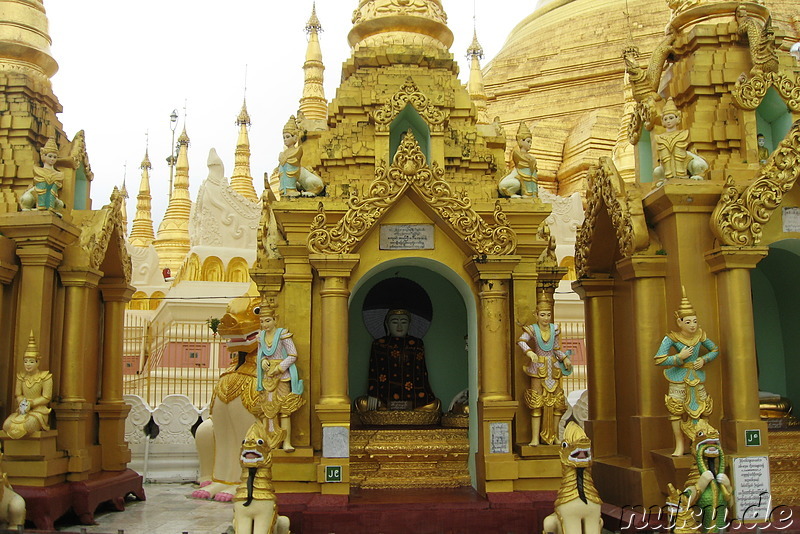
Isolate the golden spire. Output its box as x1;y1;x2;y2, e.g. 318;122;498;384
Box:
348;0;453;50
466;28;490;124
230;100;257;201
154;127;192;270
129;149;156;247
120;169;129;234
0;0;58;79
299;3;327;122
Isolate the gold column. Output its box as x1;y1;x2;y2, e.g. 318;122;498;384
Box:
466;256;520;494
310;255;359;406
572;276;617;458
309;254;359;496
616;256;669;468
53;267;102;480
58;267;102;402
95;279;135;471
705;247;769;455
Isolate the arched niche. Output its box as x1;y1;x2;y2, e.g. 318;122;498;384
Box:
226;257;250;283
149;291;165;311
390;104;431;163
73;162;89;210
755;87;793;152
751;239;800;411
185;254;201;281
128;291;149;311
348;258;479;486
201;256;224;282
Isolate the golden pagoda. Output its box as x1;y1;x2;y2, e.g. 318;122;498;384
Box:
153;127;192;272
128;150;155;247
299;3;327;127
229;101;258;201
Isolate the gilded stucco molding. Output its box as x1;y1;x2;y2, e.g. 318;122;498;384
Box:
351;0;447;26
732;71;800;111
711;120;800;246
371;77;448;132
71;187;132;282
575;157;650;278
307;132;516;255
623;33;675;144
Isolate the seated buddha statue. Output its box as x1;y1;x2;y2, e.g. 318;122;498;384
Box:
2;332;53;439
356;309;441;416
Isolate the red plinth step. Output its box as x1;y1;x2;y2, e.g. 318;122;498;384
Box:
274;488;556;534
13;469;145;530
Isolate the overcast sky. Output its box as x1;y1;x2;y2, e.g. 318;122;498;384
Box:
45;1;529;226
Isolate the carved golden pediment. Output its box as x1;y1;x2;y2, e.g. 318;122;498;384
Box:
70;187;132;281
575;157;650;278
371;77;448;132
732;72;800;111
711;120;800;246
307;132;516;255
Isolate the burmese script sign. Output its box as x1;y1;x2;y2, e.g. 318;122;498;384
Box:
489;422;510;454
783;207;800;233
380;224;434;250
733;456;771;522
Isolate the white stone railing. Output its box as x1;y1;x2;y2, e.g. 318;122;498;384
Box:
124;394;208;482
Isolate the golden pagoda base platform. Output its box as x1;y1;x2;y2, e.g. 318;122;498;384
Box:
350;427;470;489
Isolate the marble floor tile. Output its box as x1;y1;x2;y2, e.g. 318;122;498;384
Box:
56;483;235;534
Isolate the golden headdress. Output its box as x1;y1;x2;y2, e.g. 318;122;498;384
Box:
516;122;532;142
674;286;696;320
23;330;41;361
259;298;279;319
283;115;299;135
661;98;681;119
535;290;552;313
41;137;58;156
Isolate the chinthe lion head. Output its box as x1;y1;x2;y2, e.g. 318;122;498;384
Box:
560;421;593;468
239;421;273;470
681;418;724;475
218;283;261;354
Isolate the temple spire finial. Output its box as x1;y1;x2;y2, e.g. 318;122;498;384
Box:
230;100;257;201
467;24;489;124
129;146;156;247
299;2;328;124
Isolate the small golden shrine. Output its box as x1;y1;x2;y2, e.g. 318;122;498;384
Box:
0;0;138;528
573;0;800;508
250;0;570;495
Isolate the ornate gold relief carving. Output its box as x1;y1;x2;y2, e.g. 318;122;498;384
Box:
351;0;447;26
575;157;650;278
307;132;516;255
711;120;800;246
75;187;132;281
622;34;675;144
732;72;800;111
371;77;448;132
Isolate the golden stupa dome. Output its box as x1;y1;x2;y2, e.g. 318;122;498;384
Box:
348;0;453;51
0;0;58;77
